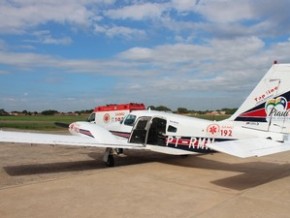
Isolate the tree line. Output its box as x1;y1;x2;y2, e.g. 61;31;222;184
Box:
0;109;93;116
148;106;237;115
0;106;237;116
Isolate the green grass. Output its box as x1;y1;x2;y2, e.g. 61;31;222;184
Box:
192;114;230;121
0;113;231;131
0;114;90;131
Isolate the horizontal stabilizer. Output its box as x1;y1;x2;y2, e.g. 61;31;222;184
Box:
207;137;290;158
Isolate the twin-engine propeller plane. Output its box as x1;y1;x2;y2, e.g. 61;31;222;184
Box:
2;63;290;167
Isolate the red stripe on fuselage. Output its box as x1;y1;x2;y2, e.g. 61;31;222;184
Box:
239;108;266;118
110;131;131;139
239;102;290;118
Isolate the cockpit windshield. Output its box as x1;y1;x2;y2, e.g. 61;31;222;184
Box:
122;114;137;126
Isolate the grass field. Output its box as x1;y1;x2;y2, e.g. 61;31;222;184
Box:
193;114;230;121
0;113;230;131
0;114;90;131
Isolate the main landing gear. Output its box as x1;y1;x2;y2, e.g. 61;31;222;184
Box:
103;148;126;167
103;148;115;167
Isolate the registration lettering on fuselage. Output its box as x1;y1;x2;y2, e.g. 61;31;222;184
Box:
166;136;215;150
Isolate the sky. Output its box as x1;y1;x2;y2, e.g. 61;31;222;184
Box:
1;0;290;112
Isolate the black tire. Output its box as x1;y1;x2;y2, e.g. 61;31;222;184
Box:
106;155;115;167
181;154;189;158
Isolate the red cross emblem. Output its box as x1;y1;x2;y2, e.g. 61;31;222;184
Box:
206;124;220;136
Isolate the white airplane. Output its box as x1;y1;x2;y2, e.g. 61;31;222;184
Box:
2;63;290;167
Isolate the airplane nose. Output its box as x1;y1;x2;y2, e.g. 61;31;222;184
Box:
69;122;79;134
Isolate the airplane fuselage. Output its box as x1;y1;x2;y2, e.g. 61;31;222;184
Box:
103;110;237;153
102;108;290;155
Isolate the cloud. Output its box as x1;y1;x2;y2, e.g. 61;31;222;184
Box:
0;0;103;33
0;36;280;79
1;0;288;42
1;0;290;111
0;39;8;51
197;0;254;24
30;30;73;45
105;2;166;20
0;51;58;69
94;24;146;39
0;36;288;111
116;36;282;98
194;0;290;39
118;47;153;61
0;70;9;74
171;0;197;12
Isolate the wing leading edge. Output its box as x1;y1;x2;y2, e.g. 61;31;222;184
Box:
0;130;145;150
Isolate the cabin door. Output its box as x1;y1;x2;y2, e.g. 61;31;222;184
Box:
129;116;167;146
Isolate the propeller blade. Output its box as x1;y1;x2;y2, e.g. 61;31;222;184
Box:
54;122;70;128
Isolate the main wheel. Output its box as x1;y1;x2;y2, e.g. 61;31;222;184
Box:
106;154;115;167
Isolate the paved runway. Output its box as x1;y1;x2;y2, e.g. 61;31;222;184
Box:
0;143;290;217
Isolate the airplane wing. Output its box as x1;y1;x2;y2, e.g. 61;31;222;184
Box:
0;130;195;155
0;130;146;150
207;137;290;158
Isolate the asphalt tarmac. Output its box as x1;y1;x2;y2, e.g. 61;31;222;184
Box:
1;142;290;218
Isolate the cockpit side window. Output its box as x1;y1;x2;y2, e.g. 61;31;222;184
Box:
167;125;177;133
87;113;95;122
124;114;136;126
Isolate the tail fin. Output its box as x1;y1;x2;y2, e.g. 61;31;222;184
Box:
229;63;290;125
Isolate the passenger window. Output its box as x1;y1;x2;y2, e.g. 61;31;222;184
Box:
167;125;177;133
124;115;136;126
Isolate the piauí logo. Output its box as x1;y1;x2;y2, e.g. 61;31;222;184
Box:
265;96;289;121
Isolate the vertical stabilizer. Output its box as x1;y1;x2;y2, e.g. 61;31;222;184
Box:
229;64;290;126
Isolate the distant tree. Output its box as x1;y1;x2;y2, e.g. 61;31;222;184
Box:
75;109;93;115
150;105;171;111
221;108;237;115
0;109;9;116
177;107;188;114
22;110;32;115
41;110;58;115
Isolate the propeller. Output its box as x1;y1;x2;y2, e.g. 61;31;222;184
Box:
54;122;70;128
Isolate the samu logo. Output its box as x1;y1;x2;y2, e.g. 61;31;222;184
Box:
265;97;289;121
